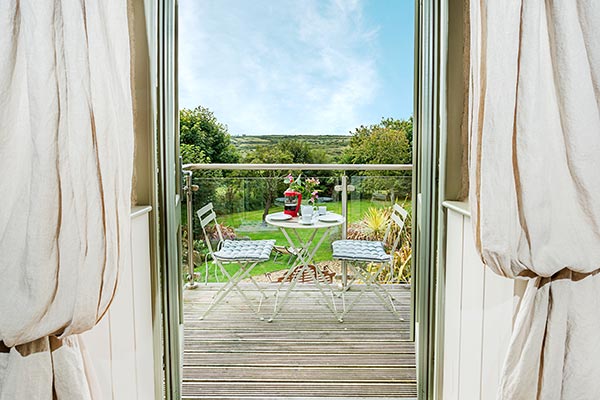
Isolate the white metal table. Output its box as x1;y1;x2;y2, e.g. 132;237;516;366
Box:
265;211;345;322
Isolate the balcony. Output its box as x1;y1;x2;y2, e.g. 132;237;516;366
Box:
181;163;416;399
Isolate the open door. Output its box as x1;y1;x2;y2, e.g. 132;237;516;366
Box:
156;0;442;398
157;0;184;398
413;0;443;399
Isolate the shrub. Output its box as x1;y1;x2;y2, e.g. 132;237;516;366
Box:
347;207;392;241
347;205;412;284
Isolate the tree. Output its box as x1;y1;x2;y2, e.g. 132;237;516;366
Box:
277;139;328;164
276;138;332;179
342;118;412;165
180;143;208;165
180;106;240;236
242;139;336;220
342;117;413;199
378;117;413;152
244;146;293;222
180;106;239;164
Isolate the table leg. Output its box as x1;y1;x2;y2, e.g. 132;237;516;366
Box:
269;226;341;322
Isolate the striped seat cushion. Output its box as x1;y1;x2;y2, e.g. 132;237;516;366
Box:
332;240;391;262
213;239;276;261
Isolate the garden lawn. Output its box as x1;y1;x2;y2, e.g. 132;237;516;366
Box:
194;199;411;282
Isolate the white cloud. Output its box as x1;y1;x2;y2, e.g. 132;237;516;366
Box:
179;0;381;135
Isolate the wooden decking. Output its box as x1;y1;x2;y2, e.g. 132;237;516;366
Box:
183;283;416;399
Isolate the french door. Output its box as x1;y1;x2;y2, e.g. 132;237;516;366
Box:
155;0;445;399
157;0;184;398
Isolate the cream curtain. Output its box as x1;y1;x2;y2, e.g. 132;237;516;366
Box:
469;1;600;399
0;0;133;398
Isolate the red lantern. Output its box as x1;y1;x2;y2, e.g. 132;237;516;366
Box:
283;189;302;217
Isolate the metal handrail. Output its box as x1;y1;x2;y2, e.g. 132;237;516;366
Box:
183;163;413;288
183;163;412;171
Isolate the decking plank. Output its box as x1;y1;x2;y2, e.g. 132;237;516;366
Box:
184;341;414;354
183;352;417;367
183;366;416;382
182;382;417;398
185;330;410;338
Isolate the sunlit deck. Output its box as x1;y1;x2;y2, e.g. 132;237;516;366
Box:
183;283;416;399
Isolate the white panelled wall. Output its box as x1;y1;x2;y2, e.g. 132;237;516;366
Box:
80;206;156;400
442;202;526;400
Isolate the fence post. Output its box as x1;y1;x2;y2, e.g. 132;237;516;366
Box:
341;174;348;240
341;174;348;289
184;170;198;289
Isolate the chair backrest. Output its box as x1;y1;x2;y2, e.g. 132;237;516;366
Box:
383;203;409;254
196;202;224;255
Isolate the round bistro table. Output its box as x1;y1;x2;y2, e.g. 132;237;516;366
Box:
265;211;345;322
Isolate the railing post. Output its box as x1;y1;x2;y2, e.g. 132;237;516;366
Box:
340;174;348;289
184;170;198;289
341;174;348;240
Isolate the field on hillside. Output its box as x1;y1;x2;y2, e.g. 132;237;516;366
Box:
230;135;351;161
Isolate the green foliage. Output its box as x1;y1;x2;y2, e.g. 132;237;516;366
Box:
347;207;390;242
278;139;331;164
245;145;294;165
231;135;349;161
379;116;413;150
342;117;412;165
342;117;413;199
180;143;208;164
285;174;321;204
193;199;404;282
347;204;412;284
182;221;237;281
180;106;242;237
240;139;333;219
242;146;293;220
363;207;390;240
180;106;239;164
243;138;330;165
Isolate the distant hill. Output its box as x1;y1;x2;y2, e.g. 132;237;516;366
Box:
230;135;351;161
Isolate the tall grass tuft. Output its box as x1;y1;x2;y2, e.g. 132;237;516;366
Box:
347;204;412;284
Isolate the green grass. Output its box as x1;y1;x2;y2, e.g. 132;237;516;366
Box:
193;199;411;282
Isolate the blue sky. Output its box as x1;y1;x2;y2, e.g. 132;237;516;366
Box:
179;0;414;135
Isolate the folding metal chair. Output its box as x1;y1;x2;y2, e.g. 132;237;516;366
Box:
197;203;275;320
272;245;301;266
332;203;408;322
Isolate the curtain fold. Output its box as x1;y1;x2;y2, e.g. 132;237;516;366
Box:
0;0;133;398
469;0;600;398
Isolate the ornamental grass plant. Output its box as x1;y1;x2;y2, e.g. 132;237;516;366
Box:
347;204;412;283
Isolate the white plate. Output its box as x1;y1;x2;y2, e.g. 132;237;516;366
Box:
318;214;341;222
269;212;292;221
